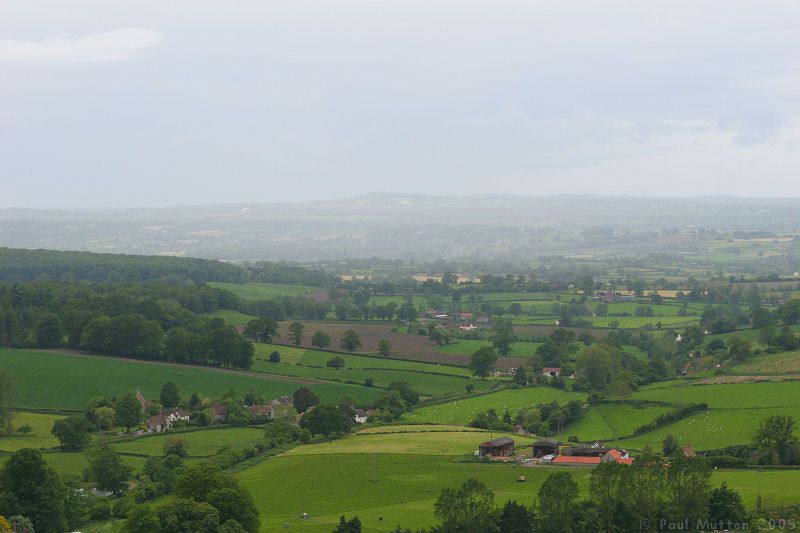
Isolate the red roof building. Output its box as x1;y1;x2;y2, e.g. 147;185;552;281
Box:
552;456;602;466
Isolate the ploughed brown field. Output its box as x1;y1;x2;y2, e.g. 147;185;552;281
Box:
274;321;528;369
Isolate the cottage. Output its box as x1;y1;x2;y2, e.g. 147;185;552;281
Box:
478;437;515;458
532;438;561;457
248;405;274;420
542;367;561;378
602;449;633;465
165;410;190;424
271;396;293;406
147;414;170;433
459;324;478;332
210;404;227;424
353;408;376;424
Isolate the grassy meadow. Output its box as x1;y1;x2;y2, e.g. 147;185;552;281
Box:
406;387;585;426
0;411;65;452
207;282;323;300
0;349;383;409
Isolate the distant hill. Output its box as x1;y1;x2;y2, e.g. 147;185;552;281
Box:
0;247;246;284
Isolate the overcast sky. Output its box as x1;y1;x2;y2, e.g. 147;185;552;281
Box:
1;0;799;208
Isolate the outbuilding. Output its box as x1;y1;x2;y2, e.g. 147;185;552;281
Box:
532;438;561;457
478;437;515;458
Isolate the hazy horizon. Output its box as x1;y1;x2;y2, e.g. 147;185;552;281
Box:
2;1;800;208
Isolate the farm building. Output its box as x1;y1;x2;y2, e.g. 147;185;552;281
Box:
541;367;561;377
554;449;633;467
354;409;377;424
248;404;274;420
561;445;611;457
532;438;561;457
478;437;515;458
601;449;633;465
552;455;602;466
146;414;169;433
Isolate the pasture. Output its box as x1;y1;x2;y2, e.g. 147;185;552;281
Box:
207;282;324;300
237;435;800;532
112;426;266;458
0;411;64;452
406;387;585;426
283;428;533;456
200;309;256;327
565;403;672;442
237;453;591;532
0;349;383;409
614;380;800;450
251;344;488;396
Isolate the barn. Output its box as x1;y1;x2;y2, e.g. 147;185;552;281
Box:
478;437;515;458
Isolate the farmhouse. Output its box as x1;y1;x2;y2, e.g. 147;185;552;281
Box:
248;404;274;420
146;414;170;433
165;409;190;423
532;438;561;457
353;408;377;424
210;404;227;424
478;437;515;458
602;449;633;465
542;367;561;377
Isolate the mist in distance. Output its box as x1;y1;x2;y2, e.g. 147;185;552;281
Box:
2;0;800;208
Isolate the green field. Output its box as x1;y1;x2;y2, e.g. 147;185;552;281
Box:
406;387;585;426
436;340;543;357
0;411;65;452
565;403;672;442
1;451;149;480
207;282;322;300
284;428;532;456
0;349;383;409
251;344;487;397
615;380;800;450
200;309;257;327
237;438;800;532
729;349;800;374
113;427;266;458
237;453;591;532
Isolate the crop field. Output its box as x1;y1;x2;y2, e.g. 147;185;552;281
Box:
0;411;64;452
406;387;585;426
207;282;324;300
112;426;265;457
565;403;673;442
0;349;383;409
274;322;528;369
591;302;704;316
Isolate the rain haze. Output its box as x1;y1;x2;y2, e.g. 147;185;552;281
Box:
1;0;800;208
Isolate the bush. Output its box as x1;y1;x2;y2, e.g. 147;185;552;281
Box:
708;455;748;469
90;501;112;521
